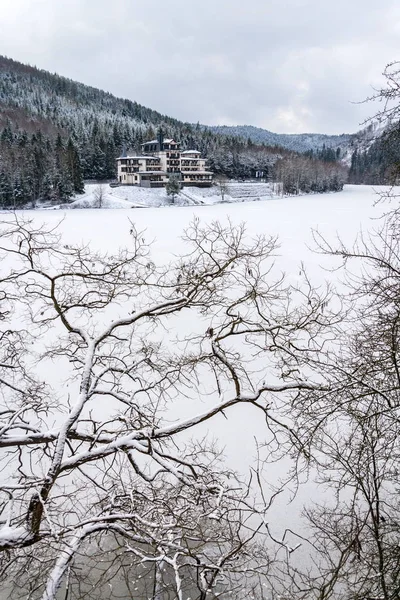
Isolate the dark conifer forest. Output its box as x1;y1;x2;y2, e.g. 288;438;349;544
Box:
348;126;400;184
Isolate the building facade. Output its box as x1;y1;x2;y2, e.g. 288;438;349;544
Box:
116;134;213;188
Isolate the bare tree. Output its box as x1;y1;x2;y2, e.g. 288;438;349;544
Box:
93;183;105;208
273;177;400;598
299;65;400;600
364;61;400;125
214;175;229;203
252;64;400;597
0;216;337;598
294;213;400;600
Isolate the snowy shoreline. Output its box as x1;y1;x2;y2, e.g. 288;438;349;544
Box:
61;181;279;210
0;181;344;212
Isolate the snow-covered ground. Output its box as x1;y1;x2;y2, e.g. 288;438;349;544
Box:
64;181;277;209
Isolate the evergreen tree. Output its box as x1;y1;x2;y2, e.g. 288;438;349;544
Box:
66;138;84;193
166;176;181;202
0;172;13;207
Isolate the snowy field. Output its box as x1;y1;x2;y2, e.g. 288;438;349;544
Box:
0;185;390;551
63;181;278;209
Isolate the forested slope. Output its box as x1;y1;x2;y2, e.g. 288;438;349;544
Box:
0;56;347;207
207;124;355;153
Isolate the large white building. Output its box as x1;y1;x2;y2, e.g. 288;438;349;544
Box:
116;134;213;188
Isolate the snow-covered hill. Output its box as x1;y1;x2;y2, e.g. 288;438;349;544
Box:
206;122;387;160
207;124;355;153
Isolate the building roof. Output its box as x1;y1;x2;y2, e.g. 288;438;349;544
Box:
117;156;160;161
181;150;201;154
141;139;177;145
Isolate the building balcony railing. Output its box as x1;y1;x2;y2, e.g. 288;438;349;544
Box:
183;175;213;179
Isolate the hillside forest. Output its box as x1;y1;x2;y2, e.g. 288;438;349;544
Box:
0;56;392;207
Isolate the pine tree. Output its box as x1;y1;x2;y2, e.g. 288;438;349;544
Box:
66;138;84;194
166;176;181;203
0;171;13;207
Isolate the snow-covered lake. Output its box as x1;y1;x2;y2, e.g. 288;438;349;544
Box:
30;184;382;314
41;184;378;262
1;185;387;543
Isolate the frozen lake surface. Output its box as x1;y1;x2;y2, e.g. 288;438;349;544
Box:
0;184;389;542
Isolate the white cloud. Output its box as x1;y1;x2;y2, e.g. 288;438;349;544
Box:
1;0;399;133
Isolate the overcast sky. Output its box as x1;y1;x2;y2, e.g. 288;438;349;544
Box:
1;0;399;134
